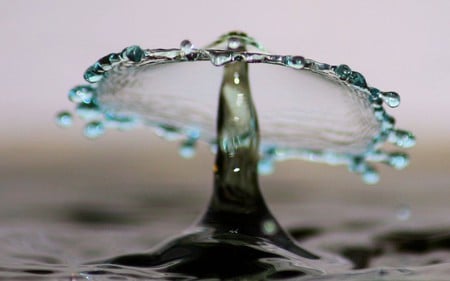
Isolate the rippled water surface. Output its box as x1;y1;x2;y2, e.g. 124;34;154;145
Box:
1;143;449;280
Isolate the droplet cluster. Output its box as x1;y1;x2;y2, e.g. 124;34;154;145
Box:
57;32;415;183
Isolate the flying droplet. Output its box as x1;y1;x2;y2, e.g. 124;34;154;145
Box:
122;45;145;62
84;121;105;139
362;167;380;184
389;129;416;148
180;40;194;55
179;139;196;158
68;85;94;104
388;152;409;170
381;91;400;108
56;111;73;128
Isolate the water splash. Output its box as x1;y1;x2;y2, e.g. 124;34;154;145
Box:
58;32;415;184
53;32;422;280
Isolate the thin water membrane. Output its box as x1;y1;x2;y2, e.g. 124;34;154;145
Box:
60;37;414;183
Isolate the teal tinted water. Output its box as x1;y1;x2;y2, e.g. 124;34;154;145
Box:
30;32;450;280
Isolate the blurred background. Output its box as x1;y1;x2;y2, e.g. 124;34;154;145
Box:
0;0;449;241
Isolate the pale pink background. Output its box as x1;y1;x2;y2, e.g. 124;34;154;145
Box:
1;0;449;144
0;1;449;212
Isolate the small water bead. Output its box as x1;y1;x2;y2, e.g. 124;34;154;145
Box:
348;71;367;88
108;53;121;64
84;121;105;139
179;139;197;159
56;111;73;128
350;159;380;184
381;114;396;130
68;85;95;104
283;56;306;69
227;37;243;50
180;40;194;55
387;152;409;170
362;166;380;185
210;52;233;66
335;64;352;80
83;65;104;83
369;88;383;105
381;91;401;108
388;129;416;148
122;45;145;63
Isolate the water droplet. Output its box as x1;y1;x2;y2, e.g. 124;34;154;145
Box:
283;56;305;69
362;167;380;184
56;111;73;128
211;53;232;66
76;102;102;121
180;40;194;55
83;65;103;83
369;87;382;104
388;152;409;169
348;71;367;88
227;37;242;49
350;159;379;184
335;64;352;80
108;53;121;64
381;114;396;130
122;45;145;62
381;91;401;108
389;129;416;148
68;85;94;104
179;140;196;158
96;54;114;71
84;121;105;139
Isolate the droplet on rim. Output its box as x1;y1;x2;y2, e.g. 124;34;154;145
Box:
335;64;352;80
180;40;194;55
389;129;416;148
388;152;409;170
56;111;73;128
122;45;145;63
179;139;196;158
381;91;401;108
283;56;305;69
